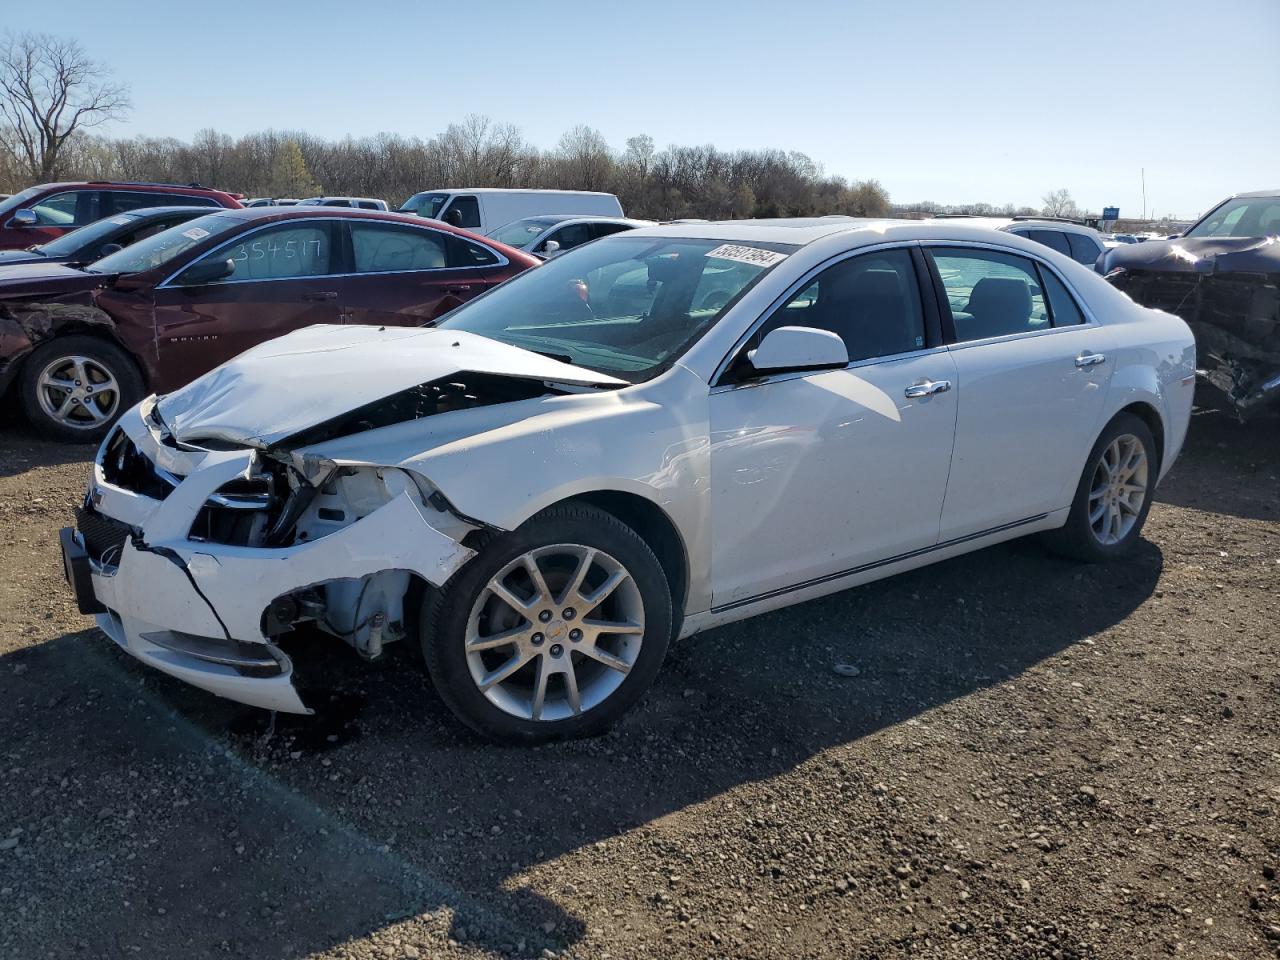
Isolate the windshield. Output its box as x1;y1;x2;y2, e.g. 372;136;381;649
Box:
398;192;449;218
438;236;794;381
0;186;46;219
488;218;558;248
88;214;242;274
1185;196;1280;238
36;213;141;257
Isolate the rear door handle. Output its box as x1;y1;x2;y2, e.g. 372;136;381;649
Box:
444;284;473;295
904;379;952;398
302;290;338;301
1075;352;1106;368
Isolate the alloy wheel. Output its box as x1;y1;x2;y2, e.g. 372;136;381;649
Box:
464;544;645;722
35;355;121;430
1088;433;1149;545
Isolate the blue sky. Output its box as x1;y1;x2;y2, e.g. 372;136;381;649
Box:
6;0;1278;218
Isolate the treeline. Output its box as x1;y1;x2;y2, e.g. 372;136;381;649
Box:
0;115;891;221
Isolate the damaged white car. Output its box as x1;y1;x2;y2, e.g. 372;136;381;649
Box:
62;219;1196;743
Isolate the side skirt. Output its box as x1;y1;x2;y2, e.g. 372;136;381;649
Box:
678;508;1069;640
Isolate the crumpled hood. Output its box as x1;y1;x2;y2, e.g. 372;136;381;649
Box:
1105;235;1280;275
157;324;626;448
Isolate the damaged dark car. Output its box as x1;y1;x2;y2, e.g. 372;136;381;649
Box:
0;206;536;441
1101;189;1280;415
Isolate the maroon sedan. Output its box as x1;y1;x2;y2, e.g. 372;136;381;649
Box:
0;207;538;440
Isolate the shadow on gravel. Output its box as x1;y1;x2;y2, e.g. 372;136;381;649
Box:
1;529;1164;957
1155;408;1280;522
0;424;95;480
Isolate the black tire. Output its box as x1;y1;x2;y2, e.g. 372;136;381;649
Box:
1043;412;1157;562
18;335;144;443
421;503;673;745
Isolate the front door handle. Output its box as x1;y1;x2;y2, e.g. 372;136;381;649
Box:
904;379;951;398
302;290;338;301
1075;352;1106;368
444;284;472;295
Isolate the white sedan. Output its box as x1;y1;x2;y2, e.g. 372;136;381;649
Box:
61;219;1196;743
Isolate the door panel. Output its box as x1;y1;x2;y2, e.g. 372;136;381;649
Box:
151;222;341;392
709;351;959;608
927;245;1115;540
339;221;496;326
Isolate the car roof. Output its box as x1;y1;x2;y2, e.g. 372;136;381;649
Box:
923;216;1099;236
111;205;220;217
624;217;1103;251
410;188;617;197
508;215;650;226
1231;189;1280;199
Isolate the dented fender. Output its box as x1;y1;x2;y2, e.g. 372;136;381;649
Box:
0;299;119;392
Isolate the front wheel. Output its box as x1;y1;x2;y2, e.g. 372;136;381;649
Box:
422;503;673;744
1043;412;1157;562
18;335;144;443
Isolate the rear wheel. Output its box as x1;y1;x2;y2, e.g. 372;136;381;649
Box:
18;335;143;443
1044;412;1157;562
422;504;673;744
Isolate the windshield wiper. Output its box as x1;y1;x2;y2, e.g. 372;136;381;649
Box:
532;349;575;365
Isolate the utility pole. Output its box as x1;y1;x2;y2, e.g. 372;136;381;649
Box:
1141;168;1147;221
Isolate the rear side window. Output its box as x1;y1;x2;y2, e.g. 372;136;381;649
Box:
756;248;926;362
443;195;481;229
350;223;447;272
1024;229;1071;256
593;223;633;239
1041;269;1086;326
929;248;1049;341
448;235;500;267
1066;232;1101;266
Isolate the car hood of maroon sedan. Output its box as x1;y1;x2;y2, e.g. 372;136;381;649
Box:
155;323;627;448
0;260;109;292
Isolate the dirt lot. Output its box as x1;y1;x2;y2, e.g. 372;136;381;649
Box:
0;409;1277;960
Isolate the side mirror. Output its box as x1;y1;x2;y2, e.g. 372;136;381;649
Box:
98;243;123;258
9;209;38;228
178;258;236;286
541;239;561;257
745;326;849;376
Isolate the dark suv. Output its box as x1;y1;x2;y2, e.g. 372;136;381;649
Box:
0;182;243;250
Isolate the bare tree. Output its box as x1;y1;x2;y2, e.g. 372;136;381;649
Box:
0;32;130;181
1041;188;1078;218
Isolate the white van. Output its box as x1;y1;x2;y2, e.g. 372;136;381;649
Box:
396;188;623;234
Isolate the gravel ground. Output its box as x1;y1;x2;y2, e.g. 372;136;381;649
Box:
0;408;1277;960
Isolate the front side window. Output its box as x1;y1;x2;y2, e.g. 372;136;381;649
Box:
1066;232;1102;265
30;191;88;226
443;195;481;228
753;249;926;363
544;222;594;251
929;248;1049;341
438;236;793;380
177;223;332;284
88;214;244;275
1185;196;1280;238
351;223;447;272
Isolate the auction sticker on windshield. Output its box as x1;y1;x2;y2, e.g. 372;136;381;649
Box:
705;244;788;267
182;227;210;241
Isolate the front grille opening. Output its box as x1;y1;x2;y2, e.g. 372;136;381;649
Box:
100;429;180;499
75;504;132;567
